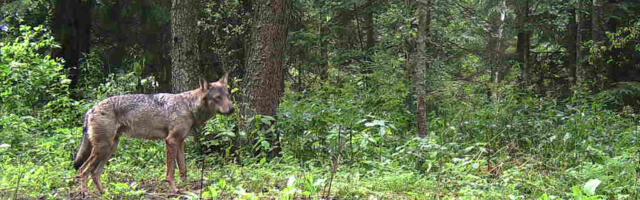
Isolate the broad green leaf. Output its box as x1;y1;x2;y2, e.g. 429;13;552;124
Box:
583;179;601;196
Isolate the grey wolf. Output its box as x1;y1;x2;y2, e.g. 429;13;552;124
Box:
73;74;234;195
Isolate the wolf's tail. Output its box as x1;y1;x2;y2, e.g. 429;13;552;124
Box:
73;110;93;170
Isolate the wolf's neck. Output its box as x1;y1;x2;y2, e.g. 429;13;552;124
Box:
179;89;215;126
192;109;215;127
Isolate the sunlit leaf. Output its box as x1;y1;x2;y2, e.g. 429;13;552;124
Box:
583;179;601;195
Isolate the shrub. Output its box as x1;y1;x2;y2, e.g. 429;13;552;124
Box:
0;25;70;116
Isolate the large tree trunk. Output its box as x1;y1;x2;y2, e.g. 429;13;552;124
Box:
413;0;431;138
243;0;287;117
170;0;201;93
171;0;202;150
243;0;288;156
51;0;91;90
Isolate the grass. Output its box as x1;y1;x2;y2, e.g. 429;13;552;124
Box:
2;135;637;200
1;99;638;199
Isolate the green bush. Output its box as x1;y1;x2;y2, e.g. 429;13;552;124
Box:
0;25;70;116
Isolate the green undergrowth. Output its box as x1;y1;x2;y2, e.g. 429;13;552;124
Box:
3;146;638;199
1;26;639;200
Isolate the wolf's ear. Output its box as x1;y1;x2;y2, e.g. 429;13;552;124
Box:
217;73;229;86
199;78;209;91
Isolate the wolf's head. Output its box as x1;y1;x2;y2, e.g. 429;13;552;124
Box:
199;74;235;115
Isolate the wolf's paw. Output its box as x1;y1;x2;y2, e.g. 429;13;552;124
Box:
168;189;185;198
80;190;91;198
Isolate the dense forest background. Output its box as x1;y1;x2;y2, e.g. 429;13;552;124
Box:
1;0;639;199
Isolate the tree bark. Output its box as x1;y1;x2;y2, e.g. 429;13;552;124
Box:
413;0;431;137
364;2;375;50
486;0;507;98
51;0;91;90
591;0;606;43
516;0;531;88
494;0;507;84
575;0;587;88
591;0;606;89
243;0;288;156
334;8;356;51
564;8;578;87
243;0;287;117
319;19;329;81
170;0;201;93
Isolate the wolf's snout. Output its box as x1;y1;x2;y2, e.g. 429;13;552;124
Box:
227;105;235;114
221;105;234;115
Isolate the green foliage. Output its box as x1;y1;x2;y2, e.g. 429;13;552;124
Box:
0;0;51;40
0;26;69;115
597;82;640;111
0;26;77;173
0;26;164;199
2;0;640;199
107;182;146;199
201;0;248;72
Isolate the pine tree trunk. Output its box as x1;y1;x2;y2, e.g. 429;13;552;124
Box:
564;8;578;87
171;0;201;93
413;0;431;137
516;0;531;88
335;9;355;51
243;0;288;156
592;0;606;43
364;2;375;50
591;0;606;89
575;0;587;88
494;0;507;84
243;0;287;117
51;0;91;90
319;19;329;80
486;0;507;98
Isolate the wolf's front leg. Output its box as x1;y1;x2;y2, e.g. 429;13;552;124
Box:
176;141;188;182
165;138;179;194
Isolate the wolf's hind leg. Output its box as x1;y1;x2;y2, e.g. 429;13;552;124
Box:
79;124;116;195
79;148;108;195
91;169;104;194
91;135;120;194
78;155;95;196
81;142;112;194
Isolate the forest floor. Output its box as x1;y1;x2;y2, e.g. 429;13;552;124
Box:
7;147;630;200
